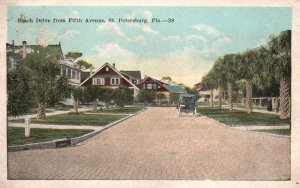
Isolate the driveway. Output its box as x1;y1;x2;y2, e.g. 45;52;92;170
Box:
8;107;290;180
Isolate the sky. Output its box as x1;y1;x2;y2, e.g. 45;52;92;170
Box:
7;6;291;86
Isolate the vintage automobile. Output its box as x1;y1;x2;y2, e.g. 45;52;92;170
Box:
177;94;197;117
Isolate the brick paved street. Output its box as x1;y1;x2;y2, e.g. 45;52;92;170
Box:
8;107;290;180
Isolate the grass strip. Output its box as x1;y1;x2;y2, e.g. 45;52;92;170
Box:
89;106;143;114
198;107;290;127
252;129;291;136
11;113;127;126
8;127;93;145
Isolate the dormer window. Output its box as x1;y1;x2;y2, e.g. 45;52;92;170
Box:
106;67;109;71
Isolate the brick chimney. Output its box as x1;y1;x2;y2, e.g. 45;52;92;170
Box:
113;63;115;68
22;41;27;59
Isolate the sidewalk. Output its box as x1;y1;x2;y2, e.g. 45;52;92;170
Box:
8;122;101;130
222;105;279;115
7;107;92;121
233;125;290;130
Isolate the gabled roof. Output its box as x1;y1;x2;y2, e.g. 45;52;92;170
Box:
194;82;204;92
120;71;141;80
6;42;63;62
165;84;187;94
80;63;139;90
139;76;171;91
139;76;187;94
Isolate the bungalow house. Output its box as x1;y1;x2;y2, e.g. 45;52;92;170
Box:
6;40;81;86
138;76;186;102
194;82;218;102
80;63;140;100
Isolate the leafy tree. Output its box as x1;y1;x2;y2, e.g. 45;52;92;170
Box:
22;49;65;119
99;88;114;109
156;92;166;105
46;75;69;107
113;87;133;107
161;76;173;83
70;86;83;113
65;52;82;60
75;60;93;69
84;86;102;112
138;90;156;105
7;68;35;117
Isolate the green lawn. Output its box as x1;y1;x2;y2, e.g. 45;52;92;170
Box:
8;127;93;145
197;107;290;127
252;129;291;136
53;104;74;111
11;113;127;126
89;106;144;114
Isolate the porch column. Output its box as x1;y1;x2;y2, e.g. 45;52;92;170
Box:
259;98;262;107
133;88;139;101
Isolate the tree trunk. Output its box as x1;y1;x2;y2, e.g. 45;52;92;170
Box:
227;82;233;111
105;102;110;109
72;94;78;113
92;99;97;112
279;77;290;119
218;86;223;110
37;102;46;119
210;90;214;107
245;79;253;114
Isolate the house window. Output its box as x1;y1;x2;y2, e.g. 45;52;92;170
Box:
67;68;71;78
106;67;109;71
72;70;76;79
93;78;105;85
143;84;146;89
111;78;120;85
146;83;152;89
158;85;161;89
153;83;157;89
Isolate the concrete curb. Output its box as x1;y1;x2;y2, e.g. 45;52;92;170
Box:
8;108;147;152
199;113;291;139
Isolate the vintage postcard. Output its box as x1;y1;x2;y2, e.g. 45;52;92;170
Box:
0;0;300;188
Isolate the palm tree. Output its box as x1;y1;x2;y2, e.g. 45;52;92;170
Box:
70;86;83;113
223;54;238;111
211;57;227;110
202;70;216;107
22;49;62;119
237;49;261;114
268;30;291;119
